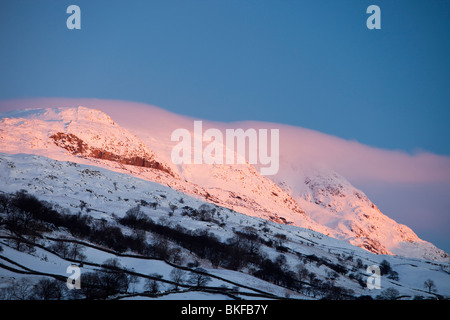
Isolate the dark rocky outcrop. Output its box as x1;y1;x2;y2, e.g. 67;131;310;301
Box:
49;132;174;176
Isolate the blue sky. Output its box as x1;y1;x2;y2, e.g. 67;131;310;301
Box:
1;0;449;155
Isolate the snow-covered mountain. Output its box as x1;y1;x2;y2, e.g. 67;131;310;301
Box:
0;107;175;176
276;168;445;260
1;152;449;300
0;105;448;263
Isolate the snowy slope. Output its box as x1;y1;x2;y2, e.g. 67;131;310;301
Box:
0;107;175;176
0;106;448;262
0;153;449;300
274;167;448;261
0;106;331;235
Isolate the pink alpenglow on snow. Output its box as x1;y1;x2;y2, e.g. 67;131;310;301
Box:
171;120;279;175
0;97;449;260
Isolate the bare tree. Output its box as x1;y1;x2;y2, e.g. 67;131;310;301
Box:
168;247;184;265
122;205;147;227
0;193;11;215
169;269;187;291
10;278;34;300
153;234;170;259
308;272;317;284
296;263;309;282
81;268;129;300
423;279;437;294
102;257;122;269
376;287;399;300
32;278;65;300
379;259;392;276
128;275;140;293
50;241;70;258
188;268;212;288
68;242;86;260
145;273;163;294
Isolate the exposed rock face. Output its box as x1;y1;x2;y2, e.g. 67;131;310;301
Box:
50;132;174;176
49;132;87;154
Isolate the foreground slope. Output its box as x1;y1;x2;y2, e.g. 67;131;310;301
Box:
0;105;448;261
0;153;449;300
